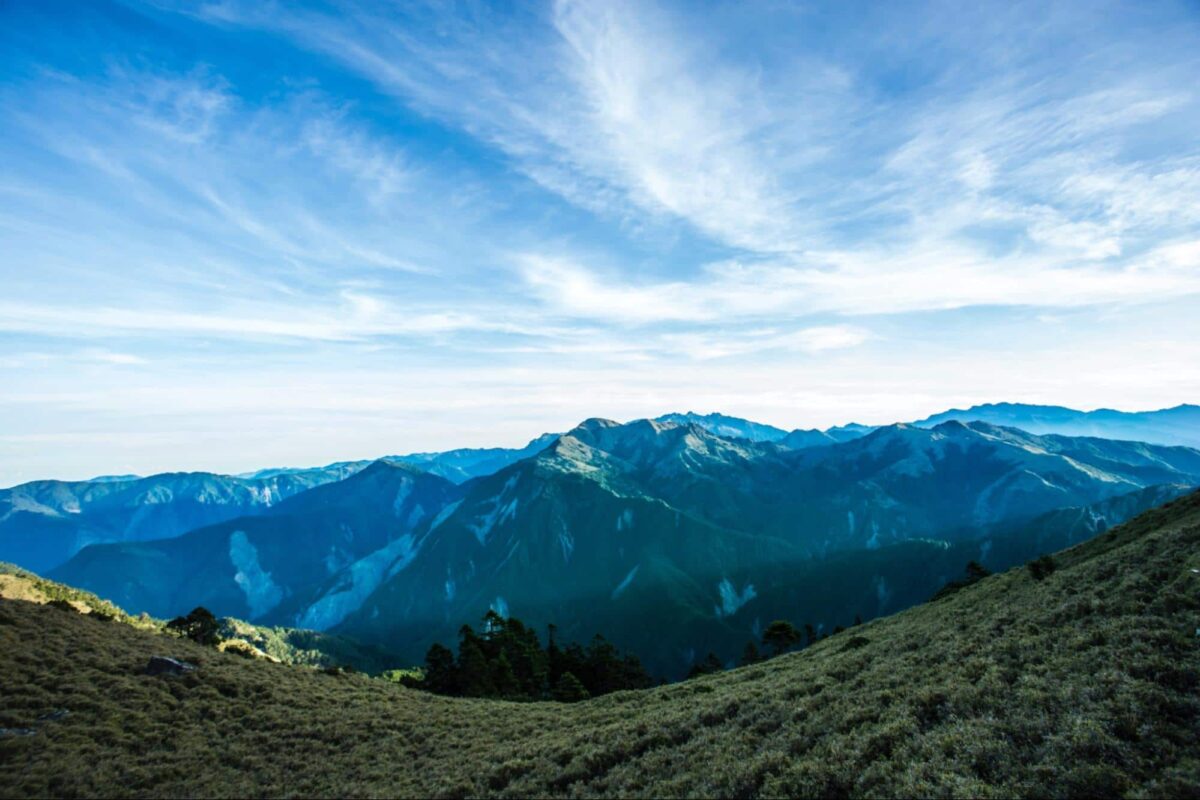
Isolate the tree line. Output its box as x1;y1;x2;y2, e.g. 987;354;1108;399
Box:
408;610;656;702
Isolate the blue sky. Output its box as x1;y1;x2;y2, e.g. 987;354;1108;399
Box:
1;0;1198;485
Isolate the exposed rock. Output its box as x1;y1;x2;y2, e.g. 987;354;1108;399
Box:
145;656;196;676
37;709;70;723
0;727;37;737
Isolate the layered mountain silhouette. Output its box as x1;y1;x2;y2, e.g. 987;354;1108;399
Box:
656;403;1200;450
44;415;1200;676
51;462;461;624
0;466;361;574
1;434;560;574
912;402;1200;447
662;403;1200;450
239;432;561;484
16;403;1188;580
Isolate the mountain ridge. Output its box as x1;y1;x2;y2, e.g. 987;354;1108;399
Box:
20;413;1200;678
0;467;362;574
49;461;463;624
912;402;1200;447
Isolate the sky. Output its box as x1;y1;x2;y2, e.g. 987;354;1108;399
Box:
1;0;1198;486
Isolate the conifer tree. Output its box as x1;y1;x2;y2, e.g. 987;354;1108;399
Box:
166;606;221;646
762;620;802;657
422;642;458;694
456;625;494;697
552;671;589;703
491;651;520;699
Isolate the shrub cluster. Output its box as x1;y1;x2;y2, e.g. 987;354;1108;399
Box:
1028;554;1057;580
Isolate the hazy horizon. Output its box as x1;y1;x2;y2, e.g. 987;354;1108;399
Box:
3;0;1199;487
3;400;1196;487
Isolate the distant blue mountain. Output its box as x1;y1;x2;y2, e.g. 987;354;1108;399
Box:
241;433;561;486
51;461;461;625
2;434;561;575
669;403;1200;451
0;467;357;574
389;433;560;483
912;403;1200;448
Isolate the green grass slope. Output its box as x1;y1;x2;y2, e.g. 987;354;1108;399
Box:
0;562;394;673
2;491;1199;798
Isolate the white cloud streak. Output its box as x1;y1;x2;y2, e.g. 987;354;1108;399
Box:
174;0;1200;316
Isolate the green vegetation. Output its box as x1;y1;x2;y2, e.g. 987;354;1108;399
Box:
0;563;393;673
761;619;802;657
0;562;155;627
414;611;654;701
1028;554;1058;581
931;559;993;601
213;618;396;673
166;607;222;646
2;490;1199;797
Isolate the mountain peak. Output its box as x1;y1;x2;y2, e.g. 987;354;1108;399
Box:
569;417;622;435
653;411;789;443
357;459;427;479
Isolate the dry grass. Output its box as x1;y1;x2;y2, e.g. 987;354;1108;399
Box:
2;491;1199;798
0;575;48;604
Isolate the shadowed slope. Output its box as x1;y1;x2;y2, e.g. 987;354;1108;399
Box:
50;462;461;622
0;467;362;574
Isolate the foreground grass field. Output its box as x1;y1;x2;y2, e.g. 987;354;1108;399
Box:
2;491;1199;798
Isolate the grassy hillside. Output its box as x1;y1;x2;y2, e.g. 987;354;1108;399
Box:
0;563;394;673
2;491;1199;798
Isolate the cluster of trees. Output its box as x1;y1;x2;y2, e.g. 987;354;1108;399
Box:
166;606;222;646
412;611;655;702
687;616;864;678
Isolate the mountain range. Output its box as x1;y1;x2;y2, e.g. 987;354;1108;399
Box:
0;466;360;575
0;433;560;574
659;403;1200;450
911;402;1200;447
8;402;1192;572
39;412;1200;676
239;432;561;485
51;462;461;625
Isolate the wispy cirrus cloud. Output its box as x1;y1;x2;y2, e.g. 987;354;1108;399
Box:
0;290;528;342
177;0;824;253
519;240;1200;322
174;0;1200;308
